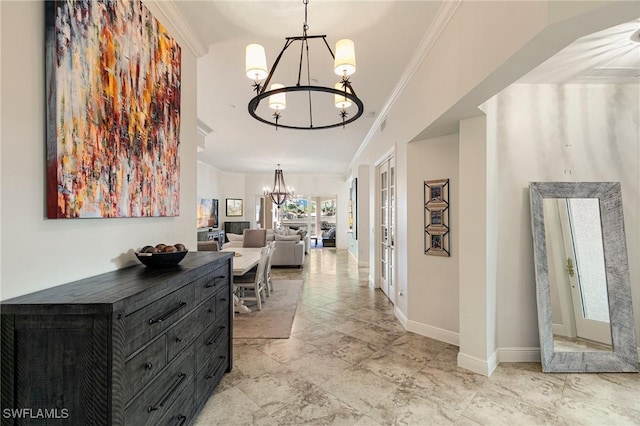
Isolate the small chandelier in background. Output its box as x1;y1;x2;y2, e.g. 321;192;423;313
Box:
264;164;294;207
245;0;363;130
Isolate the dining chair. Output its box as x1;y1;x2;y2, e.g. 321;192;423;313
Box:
197;240;219;251
234;246;268;310
263;241;276;296
243;229;267;248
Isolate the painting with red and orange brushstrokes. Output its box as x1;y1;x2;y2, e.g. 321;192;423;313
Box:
45;0;181;218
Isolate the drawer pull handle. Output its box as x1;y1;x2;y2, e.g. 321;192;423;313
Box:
204;276;226;288
144;363;153;370
208;308;214;314
206;356;226;380
149;301;187;325
175;337;183;343
147;372;187;413
219;298;227;302
205;326;226;346
175;415;187;426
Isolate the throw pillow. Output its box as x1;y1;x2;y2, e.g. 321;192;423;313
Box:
286;228;300;236
227;233;243;242
275;234;301;242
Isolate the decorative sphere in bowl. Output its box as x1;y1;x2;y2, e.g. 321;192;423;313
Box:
135;245;188;267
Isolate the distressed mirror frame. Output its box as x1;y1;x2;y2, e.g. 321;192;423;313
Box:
530;182;638;372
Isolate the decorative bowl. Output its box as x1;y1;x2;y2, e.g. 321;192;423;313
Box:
135;250;188;268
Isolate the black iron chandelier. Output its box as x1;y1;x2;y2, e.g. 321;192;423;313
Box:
264;164;294;206
245;0;363;130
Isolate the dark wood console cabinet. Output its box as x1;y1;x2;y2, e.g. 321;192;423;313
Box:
1;252;233;425
197;229;225;245
223;222;250;243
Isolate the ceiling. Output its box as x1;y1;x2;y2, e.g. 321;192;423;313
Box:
170;2;639;177
172;0;443;176
519;19;640;84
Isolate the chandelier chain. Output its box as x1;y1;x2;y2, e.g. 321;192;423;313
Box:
303;0;309;33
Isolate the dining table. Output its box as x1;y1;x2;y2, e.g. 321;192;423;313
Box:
221;247;263;314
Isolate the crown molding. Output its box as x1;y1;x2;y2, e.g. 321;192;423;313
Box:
197;119;214;137
152;1;208;58
348;0;462;172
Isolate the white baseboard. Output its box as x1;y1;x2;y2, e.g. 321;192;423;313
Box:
405;320;459;346
391;309;458;347
552;323;574;338
368;275;376;288
458;351;498;377
498;347;541;363
394;306;408;329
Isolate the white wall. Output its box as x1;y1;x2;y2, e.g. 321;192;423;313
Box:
405;134;460;342
352;165;370;267
0;1;198;300
197;172;350;249
346;1;636;373
197;161;247;225
347;176;358;260
244;170;351;249
458;114;499;374
489;83;640;349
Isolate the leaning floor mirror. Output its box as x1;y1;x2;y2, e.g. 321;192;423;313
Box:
530;182;638;373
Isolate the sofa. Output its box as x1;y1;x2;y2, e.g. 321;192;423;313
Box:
267;228;311;254
223;228;307;267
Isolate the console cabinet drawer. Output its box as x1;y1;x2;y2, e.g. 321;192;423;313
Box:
216;294;231;318
125;345;195;426
167;313;198;363
125;335;167;401
195;263;229;302
196;295;218;333
196;342;229;403
157;380;197;426
196;317;229;371
125;284;195;356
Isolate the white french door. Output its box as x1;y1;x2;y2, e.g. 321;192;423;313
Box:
557;198;611;346
378;157;395;303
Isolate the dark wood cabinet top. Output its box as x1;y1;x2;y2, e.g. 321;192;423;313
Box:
1;252;233;315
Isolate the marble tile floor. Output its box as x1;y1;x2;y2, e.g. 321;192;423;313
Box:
195;249;640;425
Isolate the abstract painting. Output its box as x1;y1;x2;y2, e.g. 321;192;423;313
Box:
46;0;182;218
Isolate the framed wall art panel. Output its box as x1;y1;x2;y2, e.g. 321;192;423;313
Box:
46;0;182;218
424;179;450;256
226;199;244;217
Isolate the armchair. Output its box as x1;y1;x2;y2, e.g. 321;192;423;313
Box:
322;227;336;247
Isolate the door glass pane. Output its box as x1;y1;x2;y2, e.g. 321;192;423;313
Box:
389;250;393;286
381;171;387;189
310;201;316;235
281;198;308;230
567;198;609;323
381;244;387;278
